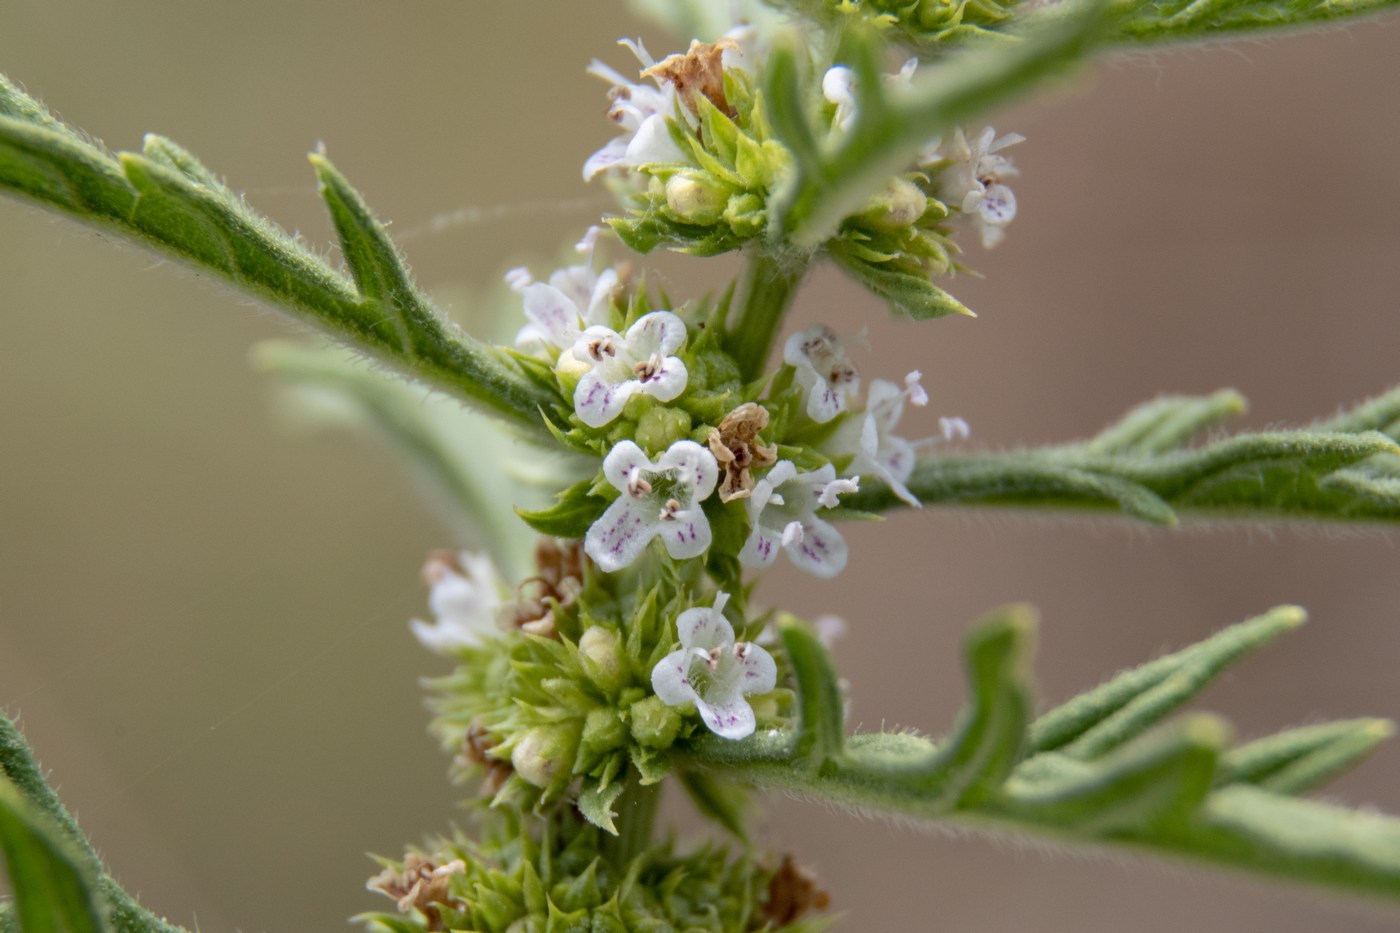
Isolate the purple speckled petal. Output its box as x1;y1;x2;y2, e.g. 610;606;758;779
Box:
677;595;733;651
575;370;638;428
784;516;848;578
660;507;712;561
584;496;657;572
602;440;654;493
695;694;757;740
637;357;687;403
521;283;580;349
735;642;778;695
739;522;782;569
651;648;699;706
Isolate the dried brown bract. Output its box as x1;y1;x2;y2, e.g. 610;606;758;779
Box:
708;402;777;502
761;854;831;926
641;38;737;118
367;853;467;932
501;538;586;639
458;720;513;795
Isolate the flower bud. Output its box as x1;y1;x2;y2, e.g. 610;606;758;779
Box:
629;695;682;749
578;626;629;696
634;405;694;456
856;177;928;231
510;724;577;789
580;707;627;757
665;172;728;225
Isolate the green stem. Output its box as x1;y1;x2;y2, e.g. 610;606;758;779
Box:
726;249;810;382
1;714;188;933
601;777;662;868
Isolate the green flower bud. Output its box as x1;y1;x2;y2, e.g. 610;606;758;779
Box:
723;192;766;238
665;172;728;225
630;695;682;749
510;724;578;790
634;405;694;456
581;707;627;757
856;177;928;231
578;626;629;696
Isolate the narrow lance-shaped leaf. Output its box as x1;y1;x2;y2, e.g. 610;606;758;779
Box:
1018;0;1400;48
0;73;555;430
0;781;107;933
842;387;1400;524
1216;719;1395;795
1029;606;1303;753
778;616;847;770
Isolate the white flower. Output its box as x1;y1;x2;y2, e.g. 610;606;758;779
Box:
826;371;955;509
783;325;860;423
411;551;503;653
585;439;719;572
514;227;619;354
740;461;855;578
822;58;918;135
932;126;1024;249
583;39;689;180
651;592;777;740
572;311;689;428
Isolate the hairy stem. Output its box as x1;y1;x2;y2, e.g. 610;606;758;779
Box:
600;776;663;868
726;248;810;381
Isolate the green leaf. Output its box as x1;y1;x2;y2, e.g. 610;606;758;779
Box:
577;782;626;835
0;781;106;933
778;616;847;770
1082;389;1247;456
0;73;555;431
827;242;975;320
1030;606;1303;753
515;480;610;538
996;715;1225;834
686;605;1400;902
927;605;1035;806
1024;0;1400;47
843;387;1400;524
1217;719;1394;795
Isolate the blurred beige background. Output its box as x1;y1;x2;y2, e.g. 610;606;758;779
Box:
3;4;1400;931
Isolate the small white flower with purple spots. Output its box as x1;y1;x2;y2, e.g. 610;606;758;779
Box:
410;551;503;654
572;311;689;428
584;439;719;572
827;371;965;509
739;461;855;578
930;126;1024;249
514;227;619;355
783;325;860;424
583;39;689;181
651;592;777;740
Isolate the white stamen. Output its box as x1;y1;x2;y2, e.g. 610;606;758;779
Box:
780;521;805;547
503;267;532;292
817;477;860;509
940;416;970;441
905;370;929;407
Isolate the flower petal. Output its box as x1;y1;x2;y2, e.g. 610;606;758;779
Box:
575;370;638;427
784;516;848;578
651;648;699;706
739;522;782;569
636;356;687;403
521;283;581;349
657;440;719;502
626;311;688;358
677;597;734;651
695;694;757;740
624;114;687;168
584;496;657;572
659;506;712;561
735;642;778;695
602;440;654;493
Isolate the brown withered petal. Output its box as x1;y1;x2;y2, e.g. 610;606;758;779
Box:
500;539;587;639
709;402;778;503
641;38;737;118
762;854;831;926
367;855;468;932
